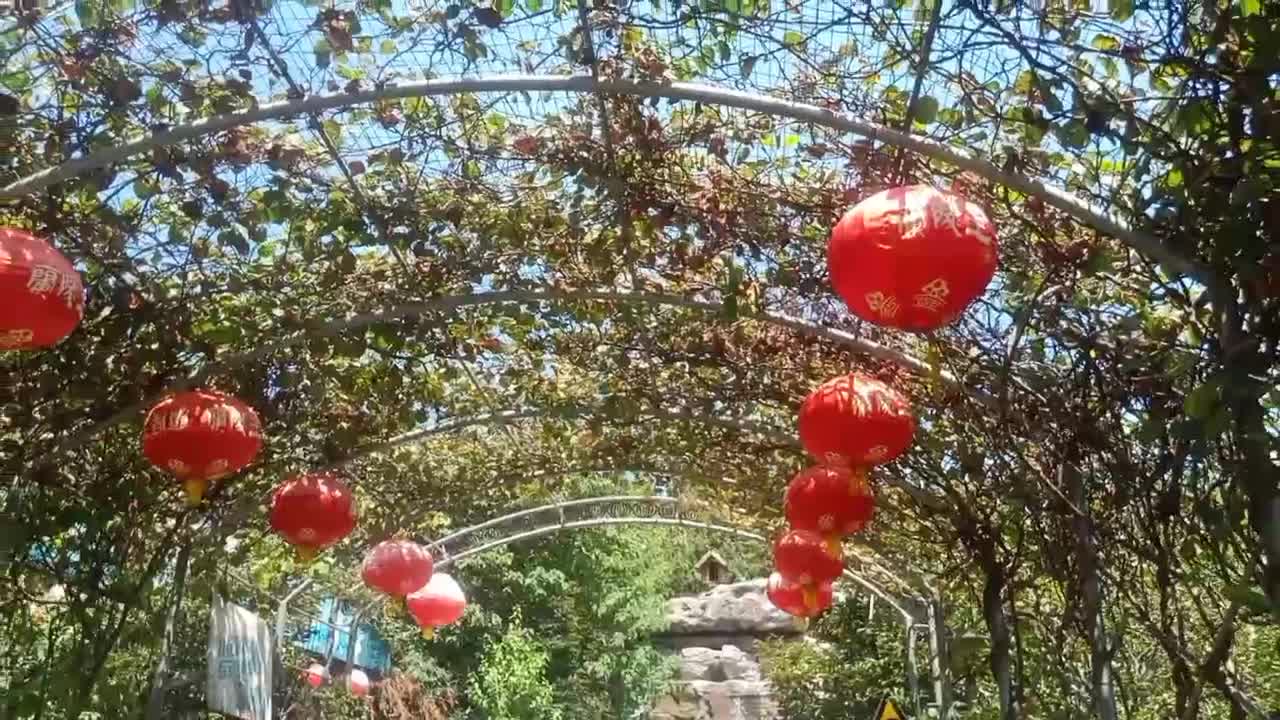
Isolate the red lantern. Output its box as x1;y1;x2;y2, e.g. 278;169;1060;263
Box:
142;389;263;506
349;669;370;697
797;373;914;467
406;572;467;639
269;472;358;562
766;571;833;618
774;529;844;586
0;227;84;350
304;663;328;688
785;465;875;537
361;540;433;600
828;185;997;331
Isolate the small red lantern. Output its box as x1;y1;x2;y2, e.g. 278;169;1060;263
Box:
774;529;844;586
362;540;433;600
406;572;467;639
766;571;833;618
304;663;328;688
785;465;875;537
142;389;263;506
797;373;914;467
269;471;358;563
349;669;371;697
829;185;997;331
0;227;84;350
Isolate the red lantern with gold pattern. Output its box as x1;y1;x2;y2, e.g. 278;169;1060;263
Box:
774;529;844;586
269;472;358;563
0;227;84;350
142;390;263;506
785;465;875;538
766;571;833;618
406;572;467;639
361;540;433;601
798;373;915;467
828;185;997;331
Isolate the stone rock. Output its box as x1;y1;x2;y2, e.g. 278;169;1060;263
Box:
653;579;793;719
719;645;760;682
663;580;802;637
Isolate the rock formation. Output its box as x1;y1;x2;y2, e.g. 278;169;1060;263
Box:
651;579;805;720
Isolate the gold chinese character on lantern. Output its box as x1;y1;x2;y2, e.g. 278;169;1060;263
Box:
26;265;60;294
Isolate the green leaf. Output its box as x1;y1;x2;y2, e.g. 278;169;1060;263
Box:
75;0;99;28
783;30;805;50
1225;584;1272;614
379;39;397;54
1091;34;1120;52
1056;120;1090;149
314;38;332;68
1240;0;1260;15
913;96;939;124
1108;0;1133;20
1184;380;1220;420
322;118;343;146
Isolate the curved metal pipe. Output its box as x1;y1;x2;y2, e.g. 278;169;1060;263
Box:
0;74;1202;282
39;288;976;475
431;514;922;623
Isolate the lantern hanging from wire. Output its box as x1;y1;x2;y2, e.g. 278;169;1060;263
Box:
773;528;844;586
303;663;328;688
361;539;434;608
349;669;371;697
406;572;467;639
766;571;833;618
797;372;915;468
828;185;997;331
785;465;875;539
269;471;358;563
141;389;263;506
0;227;84;350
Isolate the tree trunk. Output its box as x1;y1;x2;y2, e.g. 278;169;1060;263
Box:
146;542;192;719
1066;458;1118;720
1229;364;1280;618
982;559;1017;720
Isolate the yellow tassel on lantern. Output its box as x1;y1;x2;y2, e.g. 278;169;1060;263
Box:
848;466;870;496
295;546;319;564
802;585;818;612
421;626;435;640
823;534;842;559
182;477;208;507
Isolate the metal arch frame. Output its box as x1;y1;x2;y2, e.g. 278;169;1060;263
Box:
426;495;923;621
413;494;937;715
38;287;981;494
0;74;1203;283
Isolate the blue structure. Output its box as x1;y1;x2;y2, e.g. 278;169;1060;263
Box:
295;598;392;674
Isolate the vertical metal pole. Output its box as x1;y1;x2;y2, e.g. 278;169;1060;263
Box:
905;617;921;717
274;578;314;681
928;593;953;719
145;542;192;720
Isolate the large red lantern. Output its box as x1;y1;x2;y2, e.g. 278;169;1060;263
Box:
774;529;844;586
304;663;329;688
785;465;875;538
349;669;371;697
142;389;263;506
361;540;433;601
766;571;833;618
828;185;997;331
406;572;467;639
0;227;84;350
269;471;358;562
797;373;915;467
